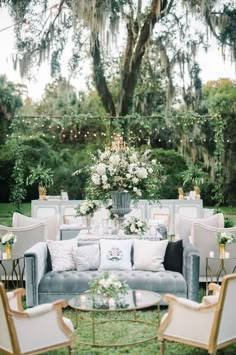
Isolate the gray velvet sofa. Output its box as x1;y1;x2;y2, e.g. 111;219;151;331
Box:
24;239;200;307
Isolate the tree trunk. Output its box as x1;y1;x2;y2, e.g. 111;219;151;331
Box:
91;34;116;119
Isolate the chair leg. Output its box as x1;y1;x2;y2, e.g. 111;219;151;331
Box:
159;339;165;355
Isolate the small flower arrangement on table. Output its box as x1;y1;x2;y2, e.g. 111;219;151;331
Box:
1;231;17;246
75;200;98;217
89;271;129;299
123;216;148;235
217;232;234;245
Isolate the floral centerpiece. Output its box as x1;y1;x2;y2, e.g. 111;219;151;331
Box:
217;232;234;245
1;231;17;246
123;216;148;235
217;232;235;259
89;271;129;299
75;199;98;232
73;139;165;203
1;231;17;258
75;200;98;217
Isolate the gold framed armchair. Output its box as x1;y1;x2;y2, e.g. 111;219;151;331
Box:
0;282;75;355
158;273;236;355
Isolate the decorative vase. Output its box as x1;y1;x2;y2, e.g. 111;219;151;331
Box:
38;184;46;200
111;191;131;231
5;244;12;258
86;215;92;233
219;243;226;259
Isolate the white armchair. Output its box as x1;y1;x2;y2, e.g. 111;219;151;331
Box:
158;273;236;355
175;213;224;244
0;282;75;355
0;223;46;279
191;223;236;280
12;212;60;241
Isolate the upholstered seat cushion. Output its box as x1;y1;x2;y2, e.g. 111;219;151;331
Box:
38;269;187;304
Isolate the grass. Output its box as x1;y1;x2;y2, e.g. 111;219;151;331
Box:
41;306;236;354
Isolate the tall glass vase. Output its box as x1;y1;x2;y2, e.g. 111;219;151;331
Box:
86;215;92;233
111;191;131;232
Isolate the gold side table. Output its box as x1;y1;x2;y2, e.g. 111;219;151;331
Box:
206;256;236;294
0;253;24;289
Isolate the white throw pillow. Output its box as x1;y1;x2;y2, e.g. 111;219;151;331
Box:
47;238;78;272
73;244;100;271
99;239;133;270
132;239;168;271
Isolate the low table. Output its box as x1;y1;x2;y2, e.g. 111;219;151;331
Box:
0;253;24;289
68;289;162;347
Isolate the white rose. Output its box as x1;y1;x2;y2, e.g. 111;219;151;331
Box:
136;189;142;196
102;175;108;183
148;167;153;174
102;183;110;190
151;159;157;165
136;167;148;179
80;205;87;214
96;163;106;175
126;173;131;179
130;224;136;233
91;173;101;185
132;177;139;184
109;154;120;165
137;221;143;227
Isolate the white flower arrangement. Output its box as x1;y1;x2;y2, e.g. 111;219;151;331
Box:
89;271;129;299
73;144;165;202
217;232;234;245
1;231;17;246
75;200;98;217
123;216;148;235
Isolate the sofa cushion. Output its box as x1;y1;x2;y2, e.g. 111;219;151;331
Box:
164;240;183;273
47;238;78;272
73;244;100;271
132;239;168;271
99;239;133;270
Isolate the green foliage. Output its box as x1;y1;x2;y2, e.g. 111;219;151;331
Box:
181;163;207;189
26;163;54;188
9;141;26;212
212;115;225;209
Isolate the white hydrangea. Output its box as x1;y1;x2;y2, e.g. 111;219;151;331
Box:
136;167;148;179
91;173;101;185
96;163;106;175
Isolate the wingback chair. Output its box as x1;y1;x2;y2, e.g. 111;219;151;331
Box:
175;213;224;245
0;223;46;280
0;282;74;355
12;212;60;241
191;224;236;281
158;273;236;355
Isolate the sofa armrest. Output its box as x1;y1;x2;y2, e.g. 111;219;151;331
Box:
183;243;200;301
24;242;48;307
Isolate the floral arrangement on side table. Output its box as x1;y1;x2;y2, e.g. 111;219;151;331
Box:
75;200;98;217
123;216;148;235
1;231;17;246
217;232;234;245
89;271;129;299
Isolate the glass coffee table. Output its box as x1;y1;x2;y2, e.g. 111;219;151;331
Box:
68;289;162;347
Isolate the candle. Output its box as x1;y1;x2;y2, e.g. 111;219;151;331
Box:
209;251;214;258
2;252;7;260
225;251;230;259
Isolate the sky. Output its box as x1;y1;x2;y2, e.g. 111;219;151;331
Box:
0;7;235;101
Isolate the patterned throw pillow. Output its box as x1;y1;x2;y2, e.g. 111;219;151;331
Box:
47;238;78;272
132;239;168;271
73;244;100;271
99;239;133;270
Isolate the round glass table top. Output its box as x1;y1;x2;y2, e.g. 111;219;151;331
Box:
68;289;162;312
